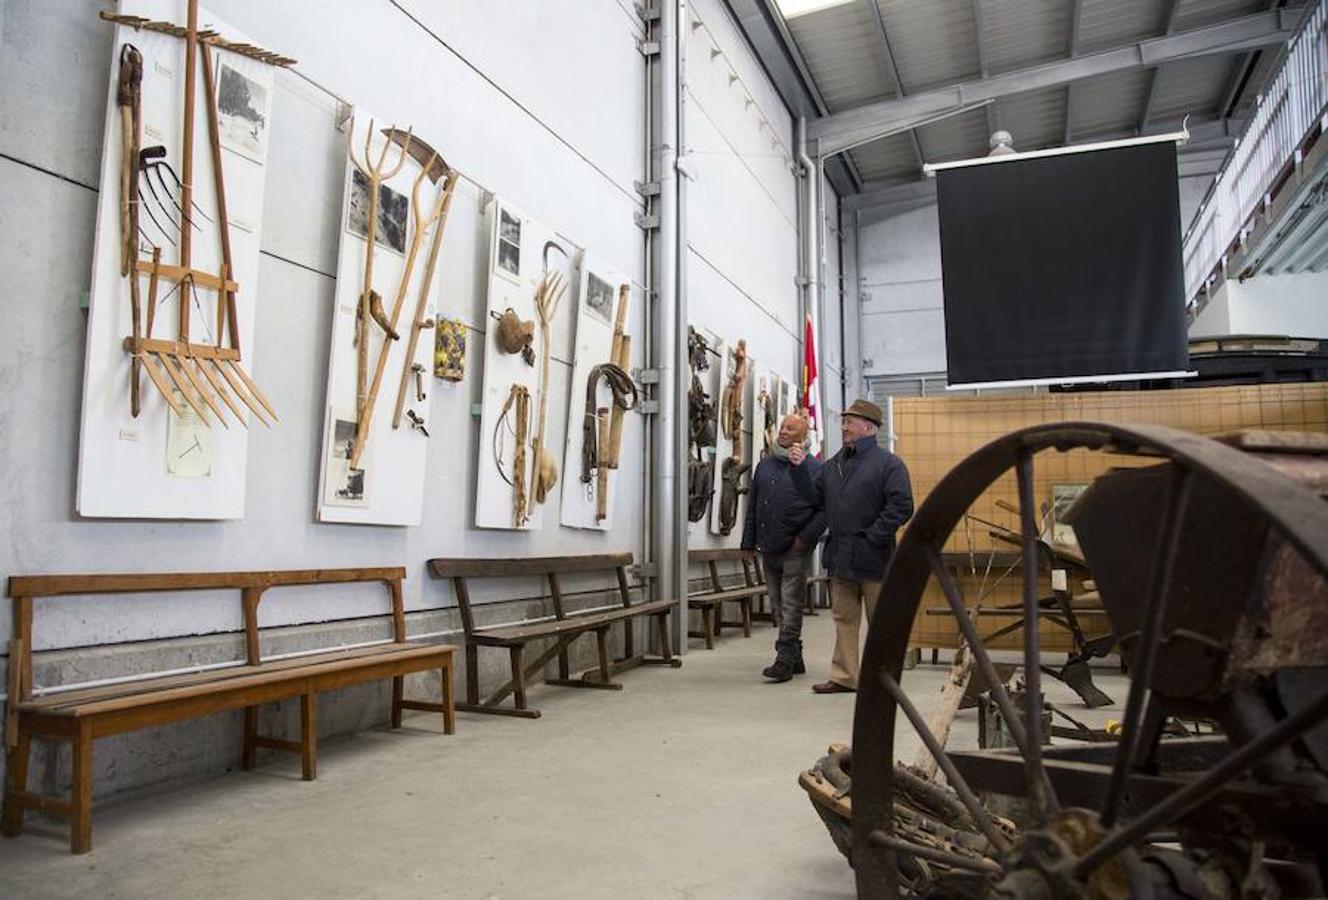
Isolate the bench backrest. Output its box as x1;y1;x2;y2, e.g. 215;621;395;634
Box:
426;553;636;635
5;568;407;742
686;548;763;593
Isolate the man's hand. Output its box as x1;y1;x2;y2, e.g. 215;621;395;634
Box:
791;536;806;553
741;549;756;563
788;443;807;466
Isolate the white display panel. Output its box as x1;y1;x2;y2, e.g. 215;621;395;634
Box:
474;198;579;530
559;255;635;532
76;2;275;519
315;110;451;526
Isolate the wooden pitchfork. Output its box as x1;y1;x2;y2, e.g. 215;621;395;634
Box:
348;142;447;470
347;119;412;424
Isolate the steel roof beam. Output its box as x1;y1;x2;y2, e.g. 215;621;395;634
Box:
862;0;926;168
811;8;1296;157
972;0;1001;139
1139;0;1185;134
1064;0;1083;145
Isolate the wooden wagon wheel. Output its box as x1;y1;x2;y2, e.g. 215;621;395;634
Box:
850;422;1328;899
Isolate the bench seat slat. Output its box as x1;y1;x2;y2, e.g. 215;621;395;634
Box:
470;599;675;646
21;643;451;716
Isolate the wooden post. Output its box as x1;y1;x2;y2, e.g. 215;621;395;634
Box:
615;566;635;660
299;692;317;781
178;0;199;343
440;663;455;735
509;646;528;711
388;577;406;643
548;572;569;680
70;725;93;853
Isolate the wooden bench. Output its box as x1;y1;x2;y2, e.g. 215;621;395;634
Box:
2;568;455;854
686;549;767;649
425;553;681;719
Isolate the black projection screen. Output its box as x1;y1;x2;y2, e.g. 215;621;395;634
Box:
935;140;1189;387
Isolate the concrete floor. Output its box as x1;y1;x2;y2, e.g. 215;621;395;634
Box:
0;613;1129;899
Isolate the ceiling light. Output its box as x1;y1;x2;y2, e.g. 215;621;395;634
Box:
775;0;855;18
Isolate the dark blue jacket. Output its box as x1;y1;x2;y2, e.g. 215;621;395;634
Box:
740;455;826;556
791;435;914;580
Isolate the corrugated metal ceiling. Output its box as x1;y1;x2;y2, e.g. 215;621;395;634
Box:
771;0;1306;192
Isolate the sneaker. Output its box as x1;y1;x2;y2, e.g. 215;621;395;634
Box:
762;660;794;682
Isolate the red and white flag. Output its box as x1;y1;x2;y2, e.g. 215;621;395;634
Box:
802;313;822;458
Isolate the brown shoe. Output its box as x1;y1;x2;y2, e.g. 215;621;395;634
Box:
812;681;855;694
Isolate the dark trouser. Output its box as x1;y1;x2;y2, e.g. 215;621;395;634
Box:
764;546;811;666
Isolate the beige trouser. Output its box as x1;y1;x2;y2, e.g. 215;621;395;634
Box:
828;577;883;689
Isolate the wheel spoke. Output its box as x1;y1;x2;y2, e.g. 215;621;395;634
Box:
878;671;1011;854
867;830;1003;875
1075;684;1328;878
1100;465;1193;828
1015;448;1057;821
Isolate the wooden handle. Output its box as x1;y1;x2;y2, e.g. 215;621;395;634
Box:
606;335;631;469
596;407;611;522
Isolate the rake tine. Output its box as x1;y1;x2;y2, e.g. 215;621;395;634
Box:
192;357;244;427
150;156;213;225
225;359;278;421
213;359;271;427
151;164;205;233
139;352;187;417
138;183;178;244
157;354;211;423
179;358;228;427
177;355;228;427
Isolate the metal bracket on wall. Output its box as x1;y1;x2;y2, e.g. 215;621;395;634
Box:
638;39;661;58
635;179;661;198
638;400;661;415
635;3;660;23
631;562;659;580
637;368;662;385
635;211;661;230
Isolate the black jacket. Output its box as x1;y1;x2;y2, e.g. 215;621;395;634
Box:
791;435;914;580
740;454;827;556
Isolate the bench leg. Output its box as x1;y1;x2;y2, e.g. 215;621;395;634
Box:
300;693;317;782
703;607;715;649
510;646;528;711
391;676;404;729
441;663;456;735
741;599;753;638
70;726;92;854
2;728;32;838
656;613;675;665
622;617;635;661
557;644;570;681
465;643;480;706
595;628;613;685
242;707;258;770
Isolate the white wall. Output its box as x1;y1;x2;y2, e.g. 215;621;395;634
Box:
683;0;801;549
857;204;948;379
1190;270;1328;338
0;0;813;659
0;0;653;653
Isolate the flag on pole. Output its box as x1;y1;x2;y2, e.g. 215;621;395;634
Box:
802;313;822;458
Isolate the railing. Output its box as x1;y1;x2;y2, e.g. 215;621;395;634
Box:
1183;2;1328;310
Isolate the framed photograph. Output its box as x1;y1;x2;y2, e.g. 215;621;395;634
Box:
323;412;369;507
216;60;270;164
165;392;213;478
584;272;614;325
347;169;408;254
1049;483;1087;547
496;209;521;280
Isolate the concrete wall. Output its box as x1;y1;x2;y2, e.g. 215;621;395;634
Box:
0;0;815;800
1190;270;1328;339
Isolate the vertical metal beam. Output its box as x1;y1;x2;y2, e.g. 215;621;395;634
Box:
1064;0;1083;145
1139;0;1184;134
862;0;925;167
971;0;1001;138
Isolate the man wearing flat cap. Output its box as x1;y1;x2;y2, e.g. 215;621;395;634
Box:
790;399;914;693
741;411;826;682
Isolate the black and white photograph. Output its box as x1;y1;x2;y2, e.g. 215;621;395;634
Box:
585;272;614;324
323;413;369;507
348;169;409;254
216;60;269;163
497;208;521;277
